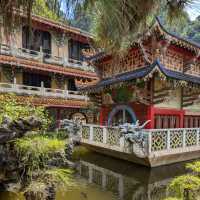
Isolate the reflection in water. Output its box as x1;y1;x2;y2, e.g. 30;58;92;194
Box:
0;150;192;200
58;152;189;200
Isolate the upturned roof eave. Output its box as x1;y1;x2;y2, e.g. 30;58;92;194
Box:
79;59;200;92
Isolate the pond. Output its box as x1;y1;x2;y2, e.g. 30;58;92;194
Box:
0;148;192;200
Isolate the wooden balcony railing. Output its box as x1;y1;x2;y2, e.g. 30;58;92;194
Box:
0;81;88;101
0;44;95;72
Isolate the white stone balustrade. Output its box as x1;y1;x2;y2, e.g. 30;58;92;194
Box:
0;81;88;101
81;124;200;156
0;43;95;72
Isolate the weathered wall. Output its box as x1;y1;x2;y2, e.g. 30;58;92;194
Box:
51;34;69;59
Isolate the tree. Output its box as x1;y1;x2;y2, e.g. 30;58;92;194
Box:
32;0;60;21
0;0;198;53
69;2;92;32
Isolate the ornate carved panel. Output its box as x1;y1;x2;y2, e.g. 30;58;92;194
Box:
102;49;145;78
159;49;183;72
151;130;167;151
107;128;120;146
93;127;103;143
170;130;183;148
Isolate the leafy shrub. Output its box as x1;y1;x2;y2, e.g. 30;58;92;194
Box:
15;136;66;175
0;94;51;130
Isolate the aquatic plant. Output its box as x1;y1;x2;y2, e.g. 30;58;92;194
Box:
186;161;200;174
166;161;200;200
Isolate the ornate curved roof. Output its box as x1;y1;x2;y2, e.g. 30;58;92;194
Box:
81;60;200;92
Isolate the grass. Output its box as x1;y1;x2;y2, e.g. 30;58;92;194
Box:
15;136;66;175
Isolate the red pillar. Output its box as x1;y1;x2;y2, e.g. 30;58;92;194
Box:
180;110;185;128
99;106;110;126
147;105;155;129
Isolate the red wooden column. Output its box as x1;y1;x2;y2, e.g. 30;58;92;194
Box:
99;106;110;126
147;105;155;129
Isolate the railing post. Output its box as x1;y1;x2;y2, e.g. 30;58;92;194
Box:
183;129;186;147
167;130;170;150
88;165;93;184
103;127;107;144
39;46;43;62
102;173;106;189
64;84;68;98
13;77;17;90
120;136;125;150
89;126;93;142
40;81;45;96
148;132;152;155
197;129;200;146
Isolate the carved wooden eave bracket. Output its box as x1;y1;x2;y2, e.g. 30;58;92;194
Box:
183;50;200;73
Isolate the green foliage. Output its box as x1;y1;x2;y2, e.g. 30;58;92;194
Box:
24;168;74;199
114;86;133;103
33;0;60;21
0;94;51;130
166;161;200;200
43;168;73;186
24;181;48;200
168;175;200;199
69;2;92;32
186;161;200;174
15;136;66;175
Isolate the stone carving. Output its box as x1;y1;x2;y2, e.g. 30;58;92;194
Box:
119;120;150;158
0;116;42;144
59;119;82;159
59;119;81;137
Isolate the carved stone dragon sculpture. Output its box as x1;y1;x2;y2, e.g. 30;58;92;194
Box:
119;120;151;158
59;119;82;159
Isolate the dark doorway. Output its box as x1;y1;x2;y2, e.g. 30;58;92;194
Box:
23;72;51;88
68;79;77;91
68;39;89;61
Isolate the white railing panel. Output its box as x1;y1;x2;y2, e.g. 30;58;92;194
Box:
0;44;95;72
81;125;200;156
0;82;87;101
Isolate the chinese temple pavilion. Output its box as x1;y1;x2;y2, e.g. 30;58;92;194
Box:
83;18;200;129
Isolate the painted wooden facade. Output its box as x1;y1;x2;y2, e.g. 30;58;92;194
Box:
83;18;200;129
0;14;98;126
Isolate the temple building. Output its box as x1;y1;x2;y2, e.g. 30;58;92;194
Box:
0;14;98;127
83;18;200;129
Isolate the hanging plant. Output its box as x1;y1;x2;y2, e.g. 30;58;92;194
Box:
113;86;133;103
136;79;145;88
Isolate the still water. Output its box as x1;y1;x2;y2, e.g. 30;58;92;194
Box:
0;149;191;200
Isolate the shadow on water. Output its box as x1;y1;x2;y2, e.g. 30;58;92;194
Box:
0;148;198;200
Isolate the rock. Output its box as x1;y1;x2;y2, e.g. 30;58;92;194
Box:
0;116;42;144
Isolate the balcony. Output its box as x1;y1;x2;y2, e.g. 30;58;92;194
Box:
0;44;95;73
0;81;88;101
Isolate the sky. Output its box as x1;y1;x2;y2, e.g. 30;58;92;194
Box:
186;1;200;20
